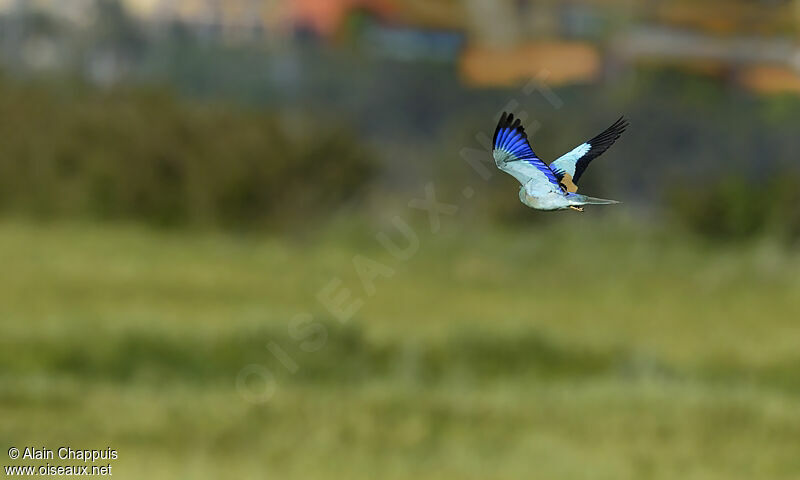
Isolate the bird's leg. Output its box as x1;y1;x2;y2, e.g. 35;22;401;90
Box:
569;206;584;212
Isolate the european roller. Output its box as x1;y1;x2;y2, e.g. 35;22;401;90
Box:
492;112;628;212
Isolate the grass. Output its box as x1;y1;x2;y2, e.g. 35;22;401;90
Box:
1;218;799;479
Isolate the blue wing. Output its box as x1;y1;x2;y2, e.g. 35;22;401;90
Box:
492;112;562;192
549;117;628;192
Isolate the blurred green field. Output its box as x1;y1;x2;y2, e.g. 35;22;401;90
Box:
1;218;800;479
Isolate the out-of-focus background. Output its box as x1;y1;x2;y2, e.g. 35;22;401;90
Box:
1;0;800;478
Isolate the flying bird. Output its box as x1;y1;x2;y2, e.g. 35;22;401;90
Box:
492;112;628;212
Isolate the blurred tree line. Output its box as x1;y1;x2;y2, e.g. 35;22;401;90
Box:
2;61;800;242
0;76;375;228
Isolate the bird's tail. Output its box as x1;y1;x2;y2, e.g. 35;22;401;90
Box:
567;194;620;206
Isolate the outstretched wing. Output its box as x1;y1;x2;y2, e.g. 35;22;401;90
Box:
549;117;628;192
492;112;562;195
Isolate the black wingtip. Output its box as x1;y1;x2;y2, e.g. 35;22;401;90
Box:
493;111;529;146
613;116;630;132
492;112;504;145
589;116;629;147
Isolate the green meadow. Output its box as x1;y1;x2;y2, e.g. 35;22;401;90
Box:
1;217;799;479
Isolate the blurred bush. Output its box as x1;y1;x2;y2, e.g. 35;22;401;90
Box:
666;175;800;243
0;77;375;228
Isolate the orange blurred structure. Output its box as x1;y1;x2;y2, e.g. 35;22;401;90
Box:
460;42;601;87
739;64;800;94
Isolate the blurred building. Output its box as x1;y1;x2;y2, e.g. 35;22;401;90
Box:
4;0;800;92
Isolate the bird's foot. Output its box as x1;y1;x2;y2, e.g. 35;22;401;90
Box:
569;206;584;212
